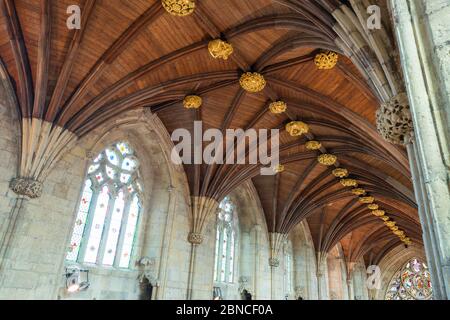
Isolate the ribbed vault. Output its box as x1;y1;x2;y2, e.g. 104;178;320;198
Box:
0;0;419;274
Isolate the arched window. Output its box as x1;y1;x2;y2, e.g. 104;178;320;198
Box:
66;142;142;268
213;196;236;283
385;258;433;300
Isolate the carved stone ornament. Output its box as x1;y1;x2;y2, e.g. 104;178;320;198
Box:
269;258;280;268
269;101;287;114
385;221;396;228
183;95;202;109
317;154;337;166
295;286;305;299
138;257;158;285
208;39;234;60
368;203;379;210
239;72;266;93
161;0;195;17
286;121;309;137
352;188;366;196
372;209;385;217
10;177;43;199
380;216;390;222
273;164;285;173
188;232;204;245
314;51;338;70
238;276;250;292
340;178;358;187
376;93;414;145
332;168;348;178
359;196;375;204
305;140;322;151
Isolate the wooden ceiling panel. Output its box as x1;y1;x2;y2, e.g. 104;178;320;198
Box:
0;0;419;266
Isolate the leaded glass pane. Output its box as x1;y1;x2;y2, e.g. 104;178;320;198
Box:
229;232;235;283
385;258;433;300
119;195;141;268
66;179;93;261
102;191;125;266
214;196;237;283
84;185;109;264
214;226;220;282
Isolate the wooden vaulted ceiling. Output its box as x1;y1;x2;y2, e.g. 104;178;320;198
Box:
0;0;421;266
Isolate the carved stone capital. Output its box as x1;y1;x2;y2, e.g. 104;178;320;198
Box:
10;177;43;199
188;232;204;245
376;92;414;145
268;258;280;268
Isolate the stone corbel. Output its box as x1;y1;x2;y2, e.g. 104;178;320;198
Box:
10;177;43;199
187;232;204;245
188;196;219;245
268;232;287;268
268;258;280;268
10;118;78;199
376;92;414;145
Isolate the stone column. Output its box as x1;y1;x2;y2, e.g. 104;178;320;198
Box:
268;232;286;300
252;224;261;299
185;196;219;299
347;278;354;300
390;0;450;299
316;256;328;300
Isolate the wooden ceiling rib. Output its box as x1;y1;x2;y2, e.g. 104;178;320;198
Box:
0;0;420;265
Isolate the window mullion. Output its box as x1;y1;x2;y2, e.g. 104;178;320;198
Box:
96;194;115;265
114;199;132;268
217;224;224;282
224;227;231;283
79;189;100;263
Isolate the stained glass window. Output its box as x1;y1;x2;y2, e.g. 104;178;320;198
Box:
214;196;236;283
385;258;433;300
66;142;142;268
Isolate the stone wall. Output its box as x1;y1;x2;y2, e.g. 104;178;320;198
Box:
390;0;450;299
291;222;318;300
352;259;369;300
0;105;194;299
0;68;21;299
327;244;349;300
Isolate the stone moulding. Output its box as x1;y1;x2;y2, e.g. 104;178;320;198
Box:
189;196;219;245
12;118;78;199
268;232;287;268
10;177;43;199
